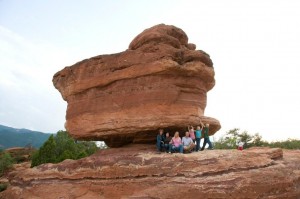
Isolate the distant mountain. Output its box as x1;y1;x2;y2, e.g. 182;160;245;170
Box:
0;124;52;149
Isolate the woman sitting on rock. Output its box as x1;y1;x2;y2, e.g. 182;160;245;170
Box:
169;131;183;153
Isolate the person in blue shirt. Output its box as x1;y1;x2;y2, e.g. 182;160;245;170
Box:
195;124;204;152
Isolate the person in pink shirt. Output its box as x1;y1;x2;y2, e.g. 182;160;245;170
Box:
169;131;183;153
188;126;196;151
188;126;196;141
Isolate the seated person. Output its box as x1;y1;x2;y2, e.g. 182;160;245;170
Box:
182;131;195;153
164;132;172;152
156;129;165;152
169;131;183;153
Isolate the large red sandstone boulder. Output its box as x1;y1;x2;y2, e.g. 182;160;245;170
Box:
1;146;300;198
53;24;221;147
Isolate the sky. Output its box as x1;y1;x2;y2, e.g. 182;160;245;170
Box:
0;0;300;141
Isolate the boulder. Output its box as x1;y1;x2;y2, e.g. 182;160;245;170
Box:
1;146;300;198
53;24;221;147
4;147;36;163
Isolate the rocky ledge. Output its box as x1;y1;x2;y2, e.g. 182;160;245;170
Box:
1;146;300;198
52;24;221;147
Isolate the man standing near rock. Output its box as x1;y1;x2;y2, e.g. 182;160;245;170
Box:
201;124;213;150
182;131;195;153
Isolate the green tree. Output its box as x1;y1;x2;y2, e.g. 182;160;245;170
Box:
214;128;258;149
0;153;14;176
214;128;300;150
268;139;300;149
54;131;77;161
31;135;57;167
238;131;253;148
252;133;267;147
214;134;238;149
31;131;99;167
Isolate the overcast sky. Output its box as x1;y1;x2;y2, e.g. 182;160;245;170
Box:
1;0;299;141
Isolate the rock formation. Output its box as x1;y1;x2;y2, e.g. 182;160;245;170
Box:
4;147;36;163
1;146;300;198
53;24;220;147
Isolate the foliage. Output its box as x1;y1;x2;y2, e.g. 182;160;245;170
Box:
31;131;99;167
0;152;14;176
214;128;248;149
268;139;300;149
214;128;300;150
0;183;8;192
12;148;36;163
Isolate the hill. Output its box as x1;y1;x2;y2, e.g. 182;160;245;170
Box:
0;124;51;149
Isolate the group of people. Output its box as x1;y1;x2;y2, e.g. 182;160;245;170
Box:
156;123;213;154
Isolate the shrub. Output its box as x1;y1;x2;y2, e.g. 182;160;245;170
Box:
31;131;99;167
268;139;300;149
214;128;300;150
0;183;8;192
0;153;14;176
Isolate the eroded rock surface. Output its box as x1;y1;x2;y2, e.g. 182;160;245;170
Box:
1;146;300;199
53;24;221;147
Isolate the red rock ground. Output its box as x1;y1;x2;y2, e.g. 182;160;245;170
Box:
1;146;300;199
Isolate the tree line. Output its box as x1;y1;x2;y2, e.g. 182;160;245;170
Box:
213;128;300;149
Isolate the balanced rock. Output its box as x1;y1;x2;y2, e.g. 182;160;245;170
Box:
53;24;221;147
2;146;300;198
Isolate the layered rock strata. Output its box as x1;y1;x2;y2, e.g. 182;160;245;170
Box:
1;146;300;198
53;24;221;147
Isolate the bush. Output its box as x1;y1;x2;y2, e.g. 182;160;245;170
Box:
0;183;8;192
31;131;99;167
214;128;300;150
0;153;14;176
268;139;300;149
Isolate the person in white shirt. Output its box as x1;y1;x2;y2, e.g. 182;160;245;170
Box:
236;140;244;150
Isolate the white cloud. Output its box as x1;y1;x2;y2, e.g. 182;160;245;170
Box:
0;25;67;133
1;1;300;141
